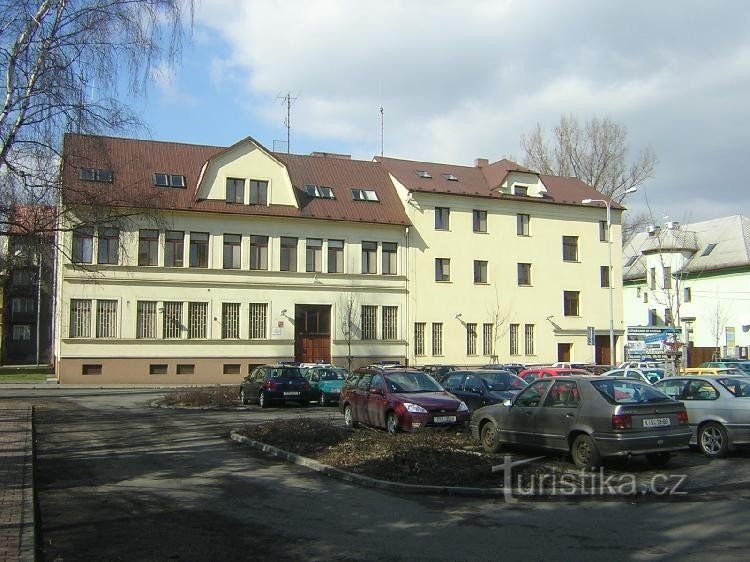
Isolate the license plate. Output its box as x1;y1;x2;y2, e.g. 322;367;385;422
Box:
643;417;670;428
433;415;456;424
283;391;300;396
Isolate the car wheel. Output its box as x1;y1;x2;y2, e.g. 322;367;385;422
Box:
645;452;672;467
343;405;358;428
480;420;501;454
386;412;399;435
698;422;729;458
300;399;309;408
571;434;602;470
319;392;327;407
259;391;268;409
240;388;248;405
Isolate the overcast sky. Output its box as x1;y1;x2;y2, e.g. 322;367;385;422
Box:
133;0;750;224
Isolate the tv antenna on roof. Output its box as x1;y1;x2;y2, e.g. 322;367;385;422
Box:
379;105;384;157
276;91;298;154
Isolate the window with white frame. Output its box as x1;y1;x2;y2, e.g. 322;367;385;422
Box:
509;323;519;355
281;237;298;272
524;324;535;355
361;306;377;340
414;322;426;356
188;302;208;339
249;303;267;339
382;242;397;275
222;303;240;339
189;232;209;268
306;239;322;272
69;299;92;338
136;301;157;339
483;324;493;356
138;229;159;266
163;301;183;339
432;322;443;356
96;300;118;338
466;323;477;355
517;214;530;236
249;235;268;270
97;227;119;264
165;230;184;267
362;241;377;274
223;234;241;269
328;239;344;273
562;236;578;262
382;306;398;340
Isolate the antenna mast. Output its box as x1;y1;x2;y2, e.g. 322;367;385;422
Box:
379;106;384;157
276;91;298;154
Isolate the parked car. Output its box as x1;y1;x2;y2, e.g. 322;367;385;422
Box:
683;367;745;377
653;375;750;457
239;364;315;408
517;367;594;383
440;370;528;412
700;361;750;374
480;363;526;375
551;362;590;369
602;367;666;385
339;367;469;433
718;359;750;373
471;376;691;469
304;365;348;406
419;364;460;379
618;361;663;369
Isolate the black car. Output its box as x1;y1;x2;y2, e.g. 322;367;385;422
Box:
239;364;315;408
479;363;526;375
441;369;528;412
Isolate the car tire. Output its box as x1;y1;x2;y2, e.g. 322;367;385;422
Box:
386;412;399;435
480;420;501;454
698;422;729;458
645;452;672;467
300;400;309;408
343;405;358;428
240;389;248;405
571;434;602;470
319;392;327;407
259;391;268;409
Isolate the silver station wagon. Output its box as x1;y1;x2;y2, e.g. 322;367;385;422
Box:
471;376;691;469
654;375;750;457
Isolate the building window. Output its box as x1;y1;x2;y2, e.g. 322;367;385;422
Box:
69;299;92;338
599;220;608;242
304;184;335;198
563;291;580;316
328;239;344;273
351;188;379;201
249;235;269;270
154;173;185;188
432;323;443;356
643;291;649;303
82;364;102;375
222;303;241;339
684;287;692;302
701;243;717;256
306;239;322;272
600;266;611;288
483;324;493;356
11;269;33;285
649;308;658;325
473;210;487;233
249;180;269;205
12;325;31;341
524;324;535;355
562;236;578;262
136;301;157;339
361;306;377;340
509;324;519;355
223;364;241;375
281;237;298;272
362;241;377;274
11;297;34;316
138;229;159;266
165;231;184;267
517;214;530;236
474;260;488;284
663;266;672;289
382;306;398;340
150;364;168;375
188;302;207;339
414;323;426;356
249;303;267;339
518;263;531;286
223;234;242;269
649;267;656;290
435;207;450;230
79;168;112;182
96;300;117;338
382;242;397;275
176;364;195;375
97;227;119;264
665;308;673;325
226;178;244;203
163;301;183;339
189;232;209;268
466;323;477;355
435;258;450;282
72;226;93;264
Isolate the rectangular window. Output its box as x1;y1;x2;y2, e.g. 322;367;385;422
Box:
643;291;649;303
11;297;34;316
163;301;183;339
600;266;611;288
223;234;242;269
306;239;322;272
154;173;185;188
150;364;168;375
562;236;578;262
483;324;493;356
361;241;378;274
435;207;450;230
650;267;656;290
599;220;609;242
188;302;207;339
249;303;267;339
524;324;535;355
466;323;477;355
69;299;92;338
222;303;241;339
509;324;519;355
473;210;487;233
432;323;443;356
649;309;658;325
517;214;530;236
82;364;102;375
96;300;117;338
564;291;580;316
663;266;672;289
176;364;195;375
12;325;31;341
223;364;241;375
249;180;268;205
226;178;244;203
165;231;184;267
517;263;531;286
435;258;450;282
382;306;398;340
665;308;673;325
281;237;298;272
136;301;157;339
474;260;488;284
189;232;209;268
382;242;397;275
138;229;159;266
414;322;426;356
97;227;119;264
684;287;692;303
327;239;344;273
249;235;269;270
11;269;33;285
361;305;378;340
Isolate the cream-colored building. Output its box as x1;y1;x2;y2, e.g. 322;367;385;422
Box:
54;134;625;384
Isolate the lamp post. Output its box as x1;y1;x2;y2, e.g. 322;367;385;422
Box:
582;187;637;365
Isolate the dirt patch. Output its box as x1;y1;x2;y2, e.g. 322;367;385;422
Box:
158;386;237;407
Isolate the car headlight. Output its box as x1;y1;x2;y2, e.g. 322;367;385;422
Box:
457;401;469;412
404;402;428;413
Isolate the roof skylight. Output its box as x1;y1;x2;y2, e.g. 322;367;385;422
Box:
154;173;186;188
701;243;717;256
441;173;458;181
416;170;432;179
351;188;379;202
304;184;335;199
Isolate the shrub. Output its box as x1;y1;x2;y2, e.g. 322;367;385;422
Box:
159;385;236;407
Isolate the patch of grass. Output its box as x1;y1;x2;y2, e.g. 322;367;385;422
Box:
0;373;48;383
158;386;237;407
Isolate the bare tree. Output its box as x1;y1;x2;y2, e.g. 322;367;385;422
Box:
0;0;192;241
487;290;512;363
520;115;657;202
340;292;360;372
706;298;730;359
622;210;652;243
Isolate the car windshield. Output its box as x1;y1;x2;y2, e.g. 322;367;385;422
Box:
319;369;346;381
591;379;673;404
716;377;750;397
385;372;443;393
481;372;526;391
269;367;304;378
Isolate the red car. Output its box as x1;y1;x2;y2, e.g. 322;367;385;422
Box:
339;367;469;434
517;367;594;383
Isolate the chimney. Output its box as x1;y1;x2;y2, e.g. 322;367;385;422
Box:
474;158;489;168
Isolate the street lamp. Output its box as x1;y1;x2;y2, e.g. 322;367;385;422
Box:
582;187;638;365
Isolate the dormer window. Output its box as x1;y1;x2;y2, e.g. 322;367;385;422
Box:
304;184;335;199
701;243;717;256
441;173;458;181
514;185;528;196
80;168;113;182
352;188;379;202
416;170;432;179
154;173;186;188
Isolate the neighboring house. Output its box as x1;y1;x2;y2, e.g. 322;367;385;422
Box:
622;215;750;361
54;133;625;384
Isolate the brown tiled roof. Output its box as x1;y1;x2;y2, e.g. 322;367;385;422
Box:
62;134;410;227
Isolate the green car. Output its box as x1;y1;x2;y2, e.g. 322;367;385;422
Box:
700;361;750;374
305;366;348;406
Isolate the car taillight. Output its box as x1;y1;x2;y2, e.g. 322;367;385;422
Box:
264;380;277;390
677;410;689;425
612;414;632;430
